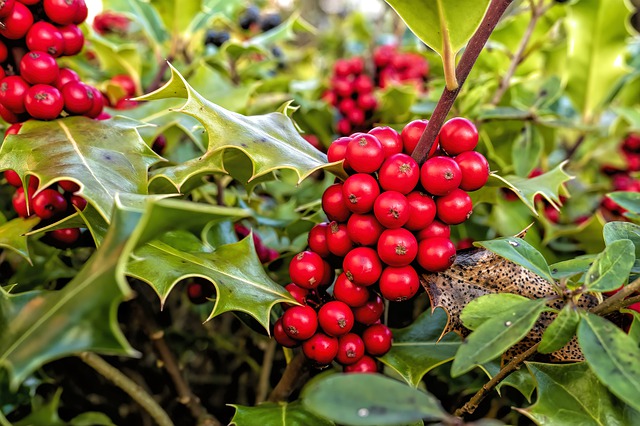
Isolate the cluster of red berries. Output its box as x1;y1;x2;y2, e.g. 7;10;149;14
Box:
0;0;107;123
373;45;429;92
273;117;489;371
601;133;640;218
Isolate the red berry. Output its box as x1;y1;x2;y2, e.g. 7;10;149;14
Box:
327;136;351;170
455;151;489;191
20;51;59;85
362;324;393;356
0;76;30;114
4;122;22;136
282;305;318;340
56;68;80;89
48;227;81;245
346;213;384;246
342;173;380;214
318;300;355;336
343;247;383;286
326;222;353;258
322;183;350;222
59;180;80;192
404;192;437;231
319;260;335;287
402;119;437;157
436;188;473;225
12;186;34;217
357;93;377;111
345;134;385;174
379;265;420;301
0;2;33;39
353;294;384;325
303;333;339;365
289;251;326;290
377;228;418;267
69;195;87;211
0;0;14;19
283;283;308;309
33;188;67;219
44;0;79;25
420;156;462;196
378;153;420;194
4;170;21;187
26;21;65;57
72;0;88;24
416;220;450;240
333;77;352;98
308;222;331;258
368;126;402;158
456;238;475;250
111;74;137;98
344;355;377;373
354;74;373;93
417;237;456;272
336;118;352;136
186;280;214;304
86;86;104;118
25;84;64;120
338;97;356;115
59;25;85;56
334;59;351;77
438;117;478;155
333;273;370;308
62;81;94;115
347;108;365;126
336;333;365;365
373;191;410;229
274;318;299;348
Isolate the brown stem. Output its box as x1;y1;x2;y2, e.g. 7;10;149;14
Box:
454;342;540;417
146;58;173;93
255;339;278;404
565;133;586;160
591;277;640;315
267;352;309;402
411;0;514;165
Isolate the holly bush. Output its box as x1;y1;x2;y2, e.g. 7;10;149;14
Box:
1;0;640;425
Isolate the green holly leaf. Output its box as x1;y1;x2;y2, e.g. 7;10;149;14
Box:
0;217;39;262
379;308;461;388
460;294;533;331
603;221;640;271
451;298;549;377
518;362;640;425
481;361;536;402
138;63;346;192
150;0;202;36
583;239;635;292
607;191;640;215
538;305;580;354
577;312;640;412
475;237;555;284
230;401;334;426
564;0;632;122
302;374;448;425
511;123;543;178
0;117;162;223
0;206;140;390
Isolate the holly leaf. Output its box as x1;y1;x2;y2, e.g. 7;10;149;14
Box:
137;63;346;192
460;293;533;331
511;123;543;178
0;217;40;262
564;0;632;121
150;0;202;36
607;191;640;214
0;117;162;223
481;361;536;401
518;362;640;425
538;305;580;354
577;312;640;412
0;206;140;390
230;401;334;426
475;237;555;284
379;308;461;388
302;374;448;425
583;239;635;292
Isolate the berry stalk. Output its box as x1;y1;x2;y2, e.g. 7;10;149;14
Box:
411;0;514;165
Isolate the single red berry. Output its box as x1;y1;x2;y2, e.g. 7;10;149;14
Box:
62;81;94;115
336;118;352;136
59;24;85;56
353;294;384;325
369;126;402;158
379;265;420;301
333;272;370;308
56;68;80;89
345;134;385;174
4;170;21;187
404;191;436;231
326;221;354;257
0;0;14;19
303;333;339;365
282;305;318;340
416;220;450;240
377;228;418;267
0;2;33;39
322;183;350;222
0;76;30;114
0;103;21;123
289;250;326;290
318;300;355;336
186;280;215;305
111;74;137;98
417;237;456;272
348;57;364;75
456;238;475;250
308;222;331;258
12;186;34;217
342;173;380;214
342;247;383;287
20;51;59;85
346;213;384;246
33;188;68;219
336;333;365;365
347;108;365;126
344;355;377;373
333;77;352;97
357;93;377;111
44;0;79;25
354;74;373;93
338;97;356;115
327;136;352;171
73;0;88;24
26;21;64;57
59;180;80;193
436;188;473;225
283;283;309;310
69;194;87;211
362;324;393;356
25;84;64;120
333;59;351;77
373;191;410;229
420;156;462;196
48;227;81;245
86;86;105;118
438;117;478;155
401;119;437;157
378;153;420;194
274;318;299;348
455;151;489;191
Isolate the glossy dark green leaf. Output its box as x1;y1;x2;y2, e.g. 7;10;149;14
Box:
460;294;532;331
379;308;461;387
475;237;554;283
519;362;640;425
451;299;549;377
624;310;640;343
302;374;447;425
584;239;635;292
481;361;536;402
577;313;640;412
230;401;334;426
0;217;39;262
607;191;640;214
549;256;595;280
512;124;543;178
538;305;580;354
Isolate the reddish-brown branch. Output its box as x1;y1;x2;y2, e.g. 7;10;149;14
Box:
267;352;309;402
